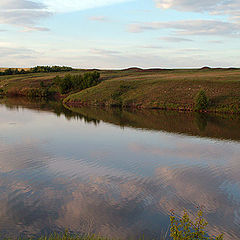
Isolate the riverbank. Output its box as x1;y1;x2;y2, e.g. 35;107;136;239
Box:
1;68;240;113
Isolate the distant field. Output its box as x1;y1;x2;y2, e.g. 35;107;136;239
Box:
0;68;240;113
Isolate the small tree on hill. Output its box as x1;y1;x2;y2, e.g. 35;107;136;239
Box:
194;89;209;111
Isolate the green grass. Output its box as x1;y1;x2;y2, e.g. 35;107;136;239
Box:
1;68;240;113
63;68;240;113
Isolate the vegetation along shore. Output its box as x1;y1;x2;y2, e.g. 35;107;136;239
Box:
0;210;223;239
0;66;240;114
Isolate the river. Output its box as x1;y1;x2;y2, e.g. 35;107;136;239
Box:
0;98;240;239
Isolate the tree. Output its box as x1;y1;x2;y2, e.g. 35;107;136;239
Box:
4;68;14;75
194;89;209;111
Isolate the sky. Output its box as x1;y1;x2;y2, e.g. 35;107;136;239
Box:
0;0;239;69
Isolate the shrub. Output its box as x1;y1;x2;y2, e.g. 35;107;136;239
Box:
54;71;101;94
4;68;14;75
194;89;209;111
58;74;74;94
170;210;223;240
20;69;26;74
27;88;50;98
40;81;45;88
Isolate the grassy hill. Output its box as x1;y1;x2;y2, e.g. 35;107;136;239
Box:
0;68;240;113
64;68;240;113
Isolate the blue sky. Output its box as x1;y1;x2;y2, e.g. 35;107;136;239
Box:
0;0;239;68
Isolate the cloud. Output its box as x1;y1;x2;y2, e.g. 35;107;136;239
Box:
22;26;50;32
140;45;163;49
154;0;240;20
154;0;223;12
90;48;121;56
0;45;37;65
127;20;240;37
89;16;109;22
207;40;223;44
0;0;131;31
40;0;132;13
160;36;194;42
0;0;45;10
0;46;36;57
0;0;51;31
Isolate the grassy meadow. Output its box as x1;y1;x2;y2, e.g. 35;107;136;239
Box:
1;68;240;113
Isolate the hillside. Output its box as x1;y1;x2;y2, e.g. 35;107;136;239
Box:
64;68;240;113
0;68;240;113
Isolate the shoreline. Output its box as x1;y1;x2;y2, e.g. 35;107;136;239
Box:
64;101;240;115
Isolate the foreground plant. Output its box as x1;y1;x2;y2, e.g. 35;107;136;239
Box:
3;210;224;240
170;210;223;240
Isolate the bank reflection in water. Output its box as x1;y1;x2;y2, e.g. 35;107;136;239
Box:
0;98;240;239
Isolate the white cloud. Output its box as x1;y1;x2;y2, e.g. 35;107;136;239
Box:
160;36;193;42
0;42;37;56
154;0;240;21
0;0;131;31
0;9;51;27
1;0;45;10
155;0;220;12
90;48;120;56
40;0;132;12
89;16;109;22
127;20;240;37
0;0;51;31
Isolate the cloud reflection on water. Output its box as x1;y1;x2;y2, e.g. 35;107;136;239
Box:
0;103;240;239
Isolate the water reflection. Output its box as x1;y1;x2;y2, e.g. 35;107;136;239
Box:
0;98;240;239
2;97;240;141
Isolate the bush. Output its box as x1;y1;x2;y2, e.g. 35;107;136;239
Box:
4;68;14;75
27;88;50;98
40;81;45;88
20;69;26;74
170;210;223;240
54;71;101;94
194;89;209;111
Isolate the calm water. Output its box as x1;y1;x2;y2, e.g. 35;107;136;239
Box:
0;98;240;239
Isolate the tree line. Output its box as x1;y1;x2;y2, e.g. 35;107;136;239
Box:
0;66;73;76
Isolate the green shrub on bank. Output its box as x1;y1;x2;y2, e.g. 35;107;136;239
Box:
54;71;101;94
194;89;209;111
27;88;51;98
170;210;223;240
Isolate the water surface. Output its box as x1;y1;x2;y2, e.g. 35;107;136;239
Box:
0;98;240;239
